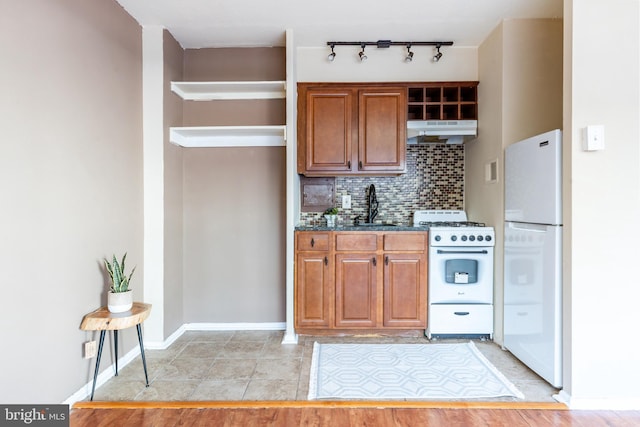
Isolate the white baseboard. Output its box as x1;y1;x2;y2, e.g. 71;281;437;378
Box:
145;324;186;350
63;345;141;406
554;389;640;410
184;322;286;331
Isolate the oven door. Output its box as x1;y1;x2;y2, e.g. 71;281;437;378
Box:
429;246;493;304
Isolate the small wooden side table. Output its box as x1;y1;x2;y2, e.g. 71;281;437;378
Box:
80;302;152;401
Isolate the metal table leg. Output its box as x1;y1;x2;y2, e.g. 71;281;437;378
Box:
136;324;149;387
90;330;106;401
114;329;118;376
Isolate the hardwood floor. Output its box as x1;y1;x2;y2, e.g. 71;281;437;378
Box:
70;402;640;426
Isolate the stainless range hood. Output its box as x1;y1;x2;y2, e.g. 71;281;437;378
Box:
407;120;477;145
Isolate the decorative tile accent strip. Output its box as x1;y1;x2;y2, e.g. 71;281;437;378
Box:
299;144;464;226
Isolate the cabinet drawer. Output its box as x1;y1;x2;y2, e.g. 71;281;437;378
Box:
428;304;493;335
296;233;329;251
335;234;377;251
383;233;426;251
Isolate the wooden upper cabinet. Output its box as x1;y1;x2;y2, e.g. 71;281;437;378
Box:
300;88;354;173
297;83;407;176
358;88;406;172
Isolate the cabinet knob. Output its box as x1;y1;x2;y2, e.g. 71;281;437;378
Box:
372;257;377;266
385;256;389;266
359;161;363;170
311;238;315;247
324;256;328;266
347;160;351;169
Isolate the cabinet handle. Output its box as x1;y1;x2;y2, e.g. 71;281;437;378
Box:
311;238;315;247
324;256;328;266
359;160;363;170
385;256;389;266
454;312;470;316
347;160;351;169
372;257;377;266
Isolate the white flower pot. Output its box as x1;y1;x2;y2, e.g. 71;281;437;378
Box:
324;214;337;227
108;290;133;313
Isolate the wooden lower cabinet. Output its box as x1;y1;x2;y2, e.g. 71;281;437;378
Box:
295;230;428;333
295;252;331;328
335;254;377;328
383;253;427;327
295;232;332;329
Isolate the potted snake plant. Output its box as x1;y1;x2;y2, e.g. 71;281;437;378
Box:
104;253;136;313
324;207;338;227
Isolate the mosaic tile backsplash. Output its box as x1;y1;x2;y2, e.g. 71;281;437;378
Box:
299;144;464;226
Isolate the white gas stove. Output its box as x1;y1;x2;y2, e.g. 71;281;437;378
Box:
413;210;495;339
413;210;495;247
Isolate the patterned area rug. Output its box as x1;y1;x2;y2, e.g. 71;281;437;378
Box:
308;342;524;400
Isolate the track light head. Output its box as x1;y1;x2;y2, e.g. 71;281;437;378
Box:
405;45;414;62
433;44;443;62
359;44;367;62
327;44;336;62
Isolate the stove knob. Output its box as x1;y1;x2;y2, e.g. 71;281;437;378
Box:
460;235;467;241
477;235;484;241
469;235;476;241
451;235;457;242
485;235;492;242
434;235;441;242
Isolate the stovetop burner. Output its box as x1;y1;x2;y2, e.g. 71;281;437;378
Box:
419;221;486;228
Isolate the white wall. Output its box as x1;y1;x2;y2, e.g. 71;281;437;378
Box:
297;46;477;82
561;0;640;409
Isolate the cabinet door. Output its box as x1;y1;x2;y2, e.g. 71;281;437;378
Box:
383;253;427;327
335;254;377;328
358;88;406;172
302;88;354;173
295;252;331;328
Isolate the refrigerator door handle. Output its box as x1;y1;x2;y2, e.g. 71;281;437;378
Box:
507;222;548;233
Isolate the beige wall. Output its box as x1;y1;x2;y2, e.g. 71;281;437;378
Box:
183;147;286;322
181;48;287;323
467;19;563;344
0;0;143;402
163;31;185;336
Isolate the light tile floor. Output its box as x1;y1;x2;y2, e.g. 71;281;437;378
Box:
90;331;559;402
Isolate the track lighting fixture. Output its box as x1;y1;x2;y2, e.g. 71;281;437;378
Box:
405;44;414;62
327;44;336;62
433;44;443;62
358;44;367;62
325;40;452;63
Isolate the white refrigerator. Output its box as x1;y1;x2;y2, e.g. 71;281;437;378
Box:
504;129;562;388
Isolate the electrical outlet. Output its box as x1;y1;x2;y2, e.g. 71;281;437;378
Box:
342;194;351;209
84;341;97;359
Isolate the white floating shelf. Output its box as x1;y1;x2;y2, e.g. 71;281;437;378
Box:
171;81;286;100
170;126;286;148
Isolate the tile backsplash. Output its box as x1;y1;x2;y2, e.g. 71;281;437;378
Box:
299;144;464;226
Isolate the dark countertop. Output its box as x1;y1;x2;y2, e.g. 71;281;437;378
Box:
295;224;429;232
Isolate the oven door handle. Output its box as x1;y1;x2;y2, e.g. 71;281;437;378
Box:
436;249;488;255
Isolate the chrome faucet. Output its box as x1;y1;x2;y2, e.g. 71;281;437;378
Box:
367;184;378;223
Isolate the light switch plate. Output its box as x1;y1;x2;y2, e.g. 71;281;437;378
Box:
584;125;605;151
342;195;351;209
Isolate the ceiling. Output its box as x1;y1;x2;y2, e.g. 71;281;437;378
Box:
114;0;562;49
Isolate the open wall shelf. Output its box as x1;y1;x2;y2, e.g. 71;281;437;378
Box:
171;81;286;100
170;125;286;148
170;80;287;147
